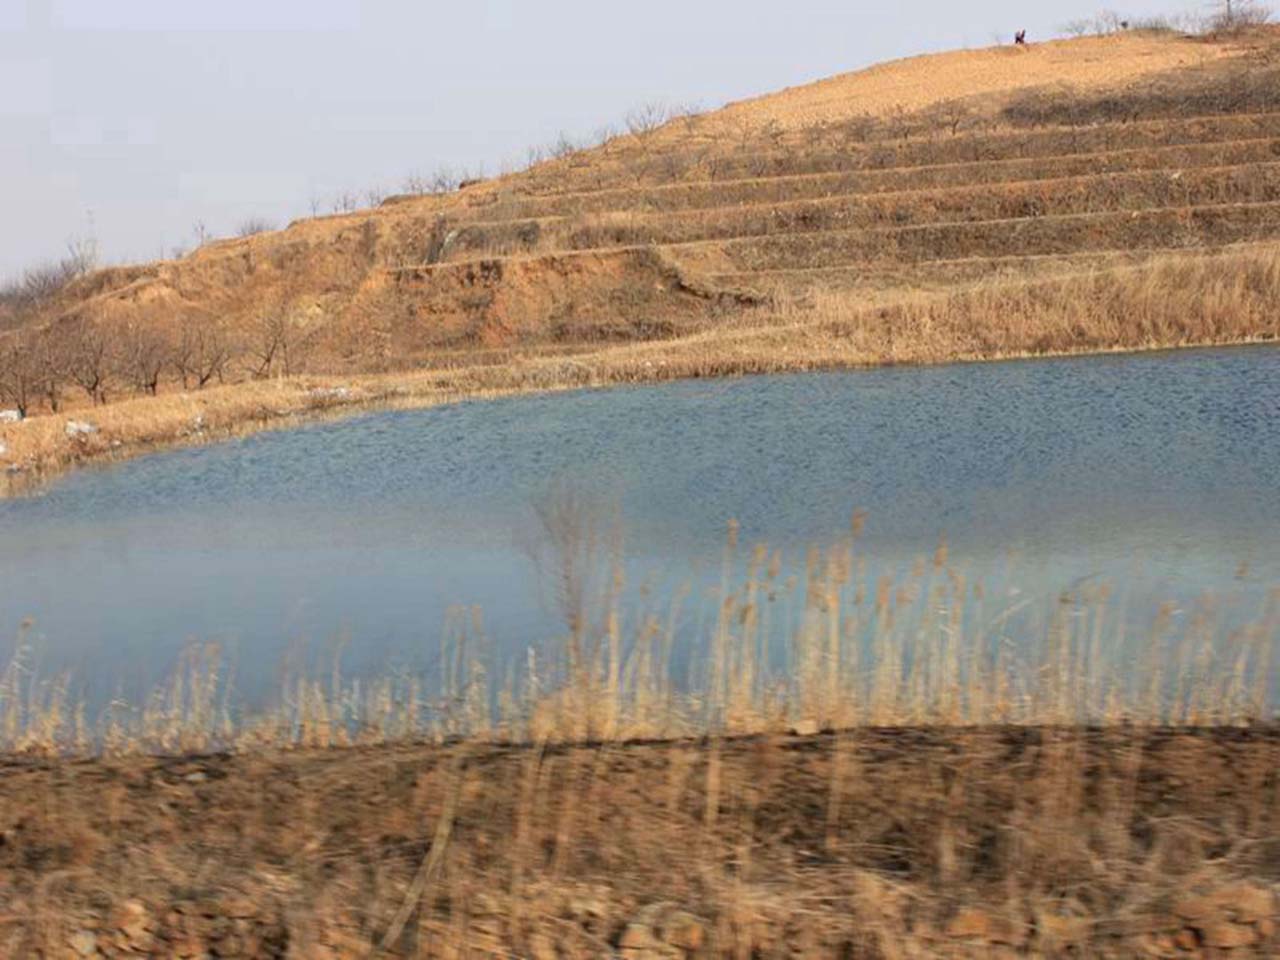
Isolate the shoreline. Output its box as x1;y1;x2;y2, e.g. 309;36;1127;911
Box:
3;331;1276;500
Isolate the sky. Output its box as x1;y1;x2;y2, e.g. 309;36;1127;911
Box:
1;0;1198;277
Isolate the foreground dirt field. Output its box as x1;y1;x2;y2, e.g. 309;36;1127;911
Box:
0;727;1275;958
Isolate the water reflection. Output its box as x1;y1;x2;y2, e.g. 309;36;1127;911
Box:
2;345;1277;701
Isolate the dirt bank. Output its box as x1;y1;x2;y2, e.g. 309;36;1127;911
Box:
1;726;1276;957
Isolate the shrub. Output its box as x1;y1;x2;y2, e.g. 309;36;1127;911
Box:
237;218;275;237
0;239;97;314
1207;1;1272;32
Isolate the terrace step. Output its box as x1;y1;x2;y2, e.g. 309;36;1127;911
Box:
455;136;1280;222
670;201;1280;273
514;111;1280;195
705;243;1276;294
438;161;1280;259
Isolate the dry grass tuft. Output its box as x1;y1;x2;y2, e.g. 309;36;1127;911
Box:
0;522;1275;956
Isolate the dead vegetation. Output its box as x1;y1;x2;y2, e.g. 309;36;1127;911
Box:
2;32;1280;955
3;243;1278;495
0;516;1275;956
0;727;1274;958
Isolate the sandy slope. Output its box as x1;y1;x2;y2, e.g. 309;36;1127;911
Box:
708;33;1241;131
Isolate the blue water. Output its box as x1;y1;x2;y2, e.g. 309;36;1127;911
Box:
2;345;1278;700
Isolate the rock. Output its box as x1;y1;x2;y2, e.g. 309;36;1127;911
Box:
1173;927;1199;951
528;931;558;960
1217;882;1275;923
945;907;1024;946
112;899;151;941
69;929;97;956
1138;932;1179;957
619;922;662;951
619;903;699;958
1174;894;1218;923
946;907;992;940
664;911;705;951
789;719;820;737
0;410;20;424
219;895;258;918
65;419;97;438
1201;921;1257;949
309;386;353;403
1037;912;1091;949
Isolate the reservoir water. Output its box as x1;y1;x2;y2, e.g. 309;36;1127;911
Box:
2;345;1278;702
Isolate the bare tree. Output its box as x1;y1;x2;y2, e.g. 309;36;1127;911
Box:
237;218;275;238
938;100;974;137
118;322;171;396
247;312;309;379
547;132;578;160
66;319;114;405
1209;1;1272;29
0;238;97;313
32;328;68;413
430;168;461;194
625;102;670;139
401;173;429;196
172;321;233;390
0;334;39;418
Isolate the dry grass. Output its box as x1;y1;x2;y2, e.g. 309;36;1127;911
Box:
701;33;1242;134
0;517;1275;956
4;244;1277;496
3;32;1279;958
4;504;1276;756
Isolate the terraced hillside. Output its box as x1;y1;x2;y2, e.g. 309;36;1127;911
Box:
3;30;1280;483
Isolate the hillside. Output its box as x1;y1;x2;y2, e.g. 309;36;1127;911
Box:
3;27;1280;487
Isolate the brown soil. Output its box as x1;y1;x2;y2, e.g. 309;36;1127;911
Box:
702;34;1240;133
0;728;1275;958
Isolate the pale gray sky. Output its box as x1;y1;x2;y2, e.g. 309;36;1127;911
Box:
2;0;1193;276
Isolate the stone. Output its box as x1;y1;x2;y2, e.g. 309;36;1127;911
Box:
219;895;258;919
528;931;558;960
1201;921;1257;949
946;907;993;940
1038;912;1091;949
1217;883;1275;923
69;929;97;956
663;911;705;951
618;919;681;958
112;899;150;939
0;410;20;424
309;386;352;402
789;719;820;736
65;419;97;438
1138;932;1178;957
1173;927;1199;950
1174;895;1219;923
